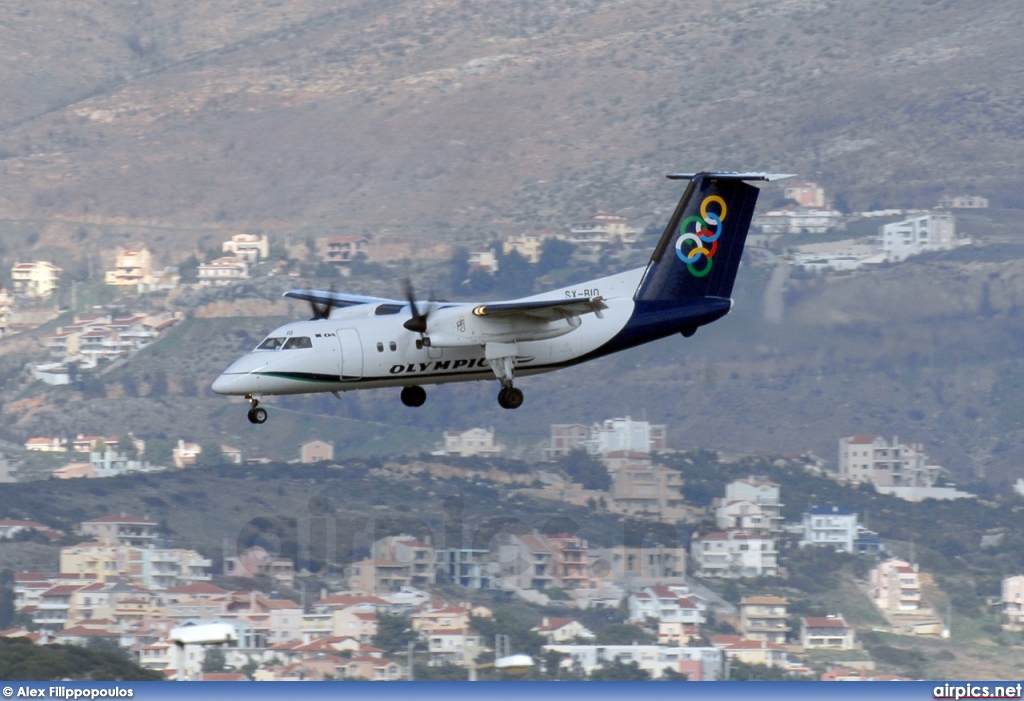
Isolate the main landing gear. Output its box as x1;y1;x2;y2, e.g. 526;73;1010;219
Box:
246;395;268;424
488;345;524;410
401;385;427;407
497;385;524;410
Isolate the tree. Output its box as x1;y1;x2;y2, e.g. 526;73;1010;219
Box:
202;646;226;672
595;623;655;645
372;613;417;653
116;435;138;460
589;660;651;681
559;450;611;491
494;249;536;297
195;442;225;468
537;238;575;275
178;255;200;283
143;438;173;467
0;637;162;680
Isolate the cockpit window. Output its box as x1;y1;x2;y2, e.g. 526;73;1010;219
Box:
283;336;313;350
375;304;404;316
257;337;286;350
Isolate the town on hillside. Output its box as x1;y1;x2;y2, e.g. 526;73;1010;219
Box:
4;415;1024;681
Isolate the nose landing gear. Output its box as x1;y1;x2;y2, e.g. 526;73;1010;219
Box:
246;395;268;424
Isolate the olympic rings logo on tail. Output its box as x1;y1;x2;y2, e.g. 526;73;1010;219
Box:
674;195;728;277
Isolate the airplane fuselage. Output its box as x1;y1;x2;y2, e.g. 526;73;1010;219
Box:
212;269;644;398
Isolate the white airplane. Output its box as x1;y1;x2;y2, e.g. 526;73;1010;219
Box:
213;172;790;424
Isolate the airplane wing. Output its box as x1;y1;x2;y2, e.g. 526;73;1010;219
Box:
471;296;608;321
284;289;403;308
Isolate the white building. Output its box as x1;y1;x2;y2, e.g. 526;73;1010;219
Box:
197;257;249;286
880;213;962;262
791;239;887;272
838;435;941;488
690;531;778;579
585;417;667;457
938;195;988;209
800;506;859;552
439;427;503;458
11;261;62;298
0;288;13;336
222;234;269;263
754;206;844;234
719;477;783;533
532;617;596;644
870;559;922;613
544;644;724;681
627;585;705;627
567;213;641;247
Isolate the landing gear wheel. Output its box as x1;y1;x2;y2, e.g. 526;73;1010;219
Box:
247;407;268;424
401;385;427;407
497;386;524;410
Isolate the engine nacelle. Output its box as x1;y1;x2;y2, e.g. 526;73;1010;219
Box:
424;306;580;348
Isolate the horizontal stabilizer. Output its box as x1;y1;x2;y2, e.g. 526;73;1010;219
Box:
667;172;795;182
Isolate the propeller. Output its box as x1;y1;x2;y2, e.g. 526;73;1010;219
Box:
402;278;429;334
309;286;337;320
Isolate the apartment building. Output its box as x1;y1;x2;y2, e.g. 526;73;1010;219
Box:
503;230;558;264
870;559;922;612
838;435;940;488
543;644;725;681
222;234;270;263
690;531;778;579
0;288;12;336
567;213;641;248
321;236;368;265
719;477;784;533
224;546;296;589
1002;575;1024;631
605;451;685;518
60;542;212;589
738;596;790;644
11;261;62;298
880;213;960;262
197;257;249;286
595;543;687;583
784;182;827;208
104;248;153;287
800;506;859;553
80;513;159;547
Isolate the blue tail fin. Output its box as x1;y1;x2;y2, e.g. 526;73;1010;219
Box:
634;172;779;303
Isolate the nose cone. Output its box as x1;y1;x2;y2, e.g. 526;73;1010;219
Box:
212;372;247;395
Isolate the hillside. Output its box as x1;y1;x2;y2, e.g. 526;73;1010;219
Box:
1;0;1022;273
5;239;1024;486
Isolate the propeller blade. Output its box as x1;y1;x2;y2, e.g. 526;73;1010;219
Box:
403;278;428;334
308;285;337;320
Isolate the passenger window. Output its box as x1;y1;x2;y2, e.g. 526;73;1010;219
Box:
282;337;312;350
257;337;286;350
377;342;384;352
389;341;397;351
